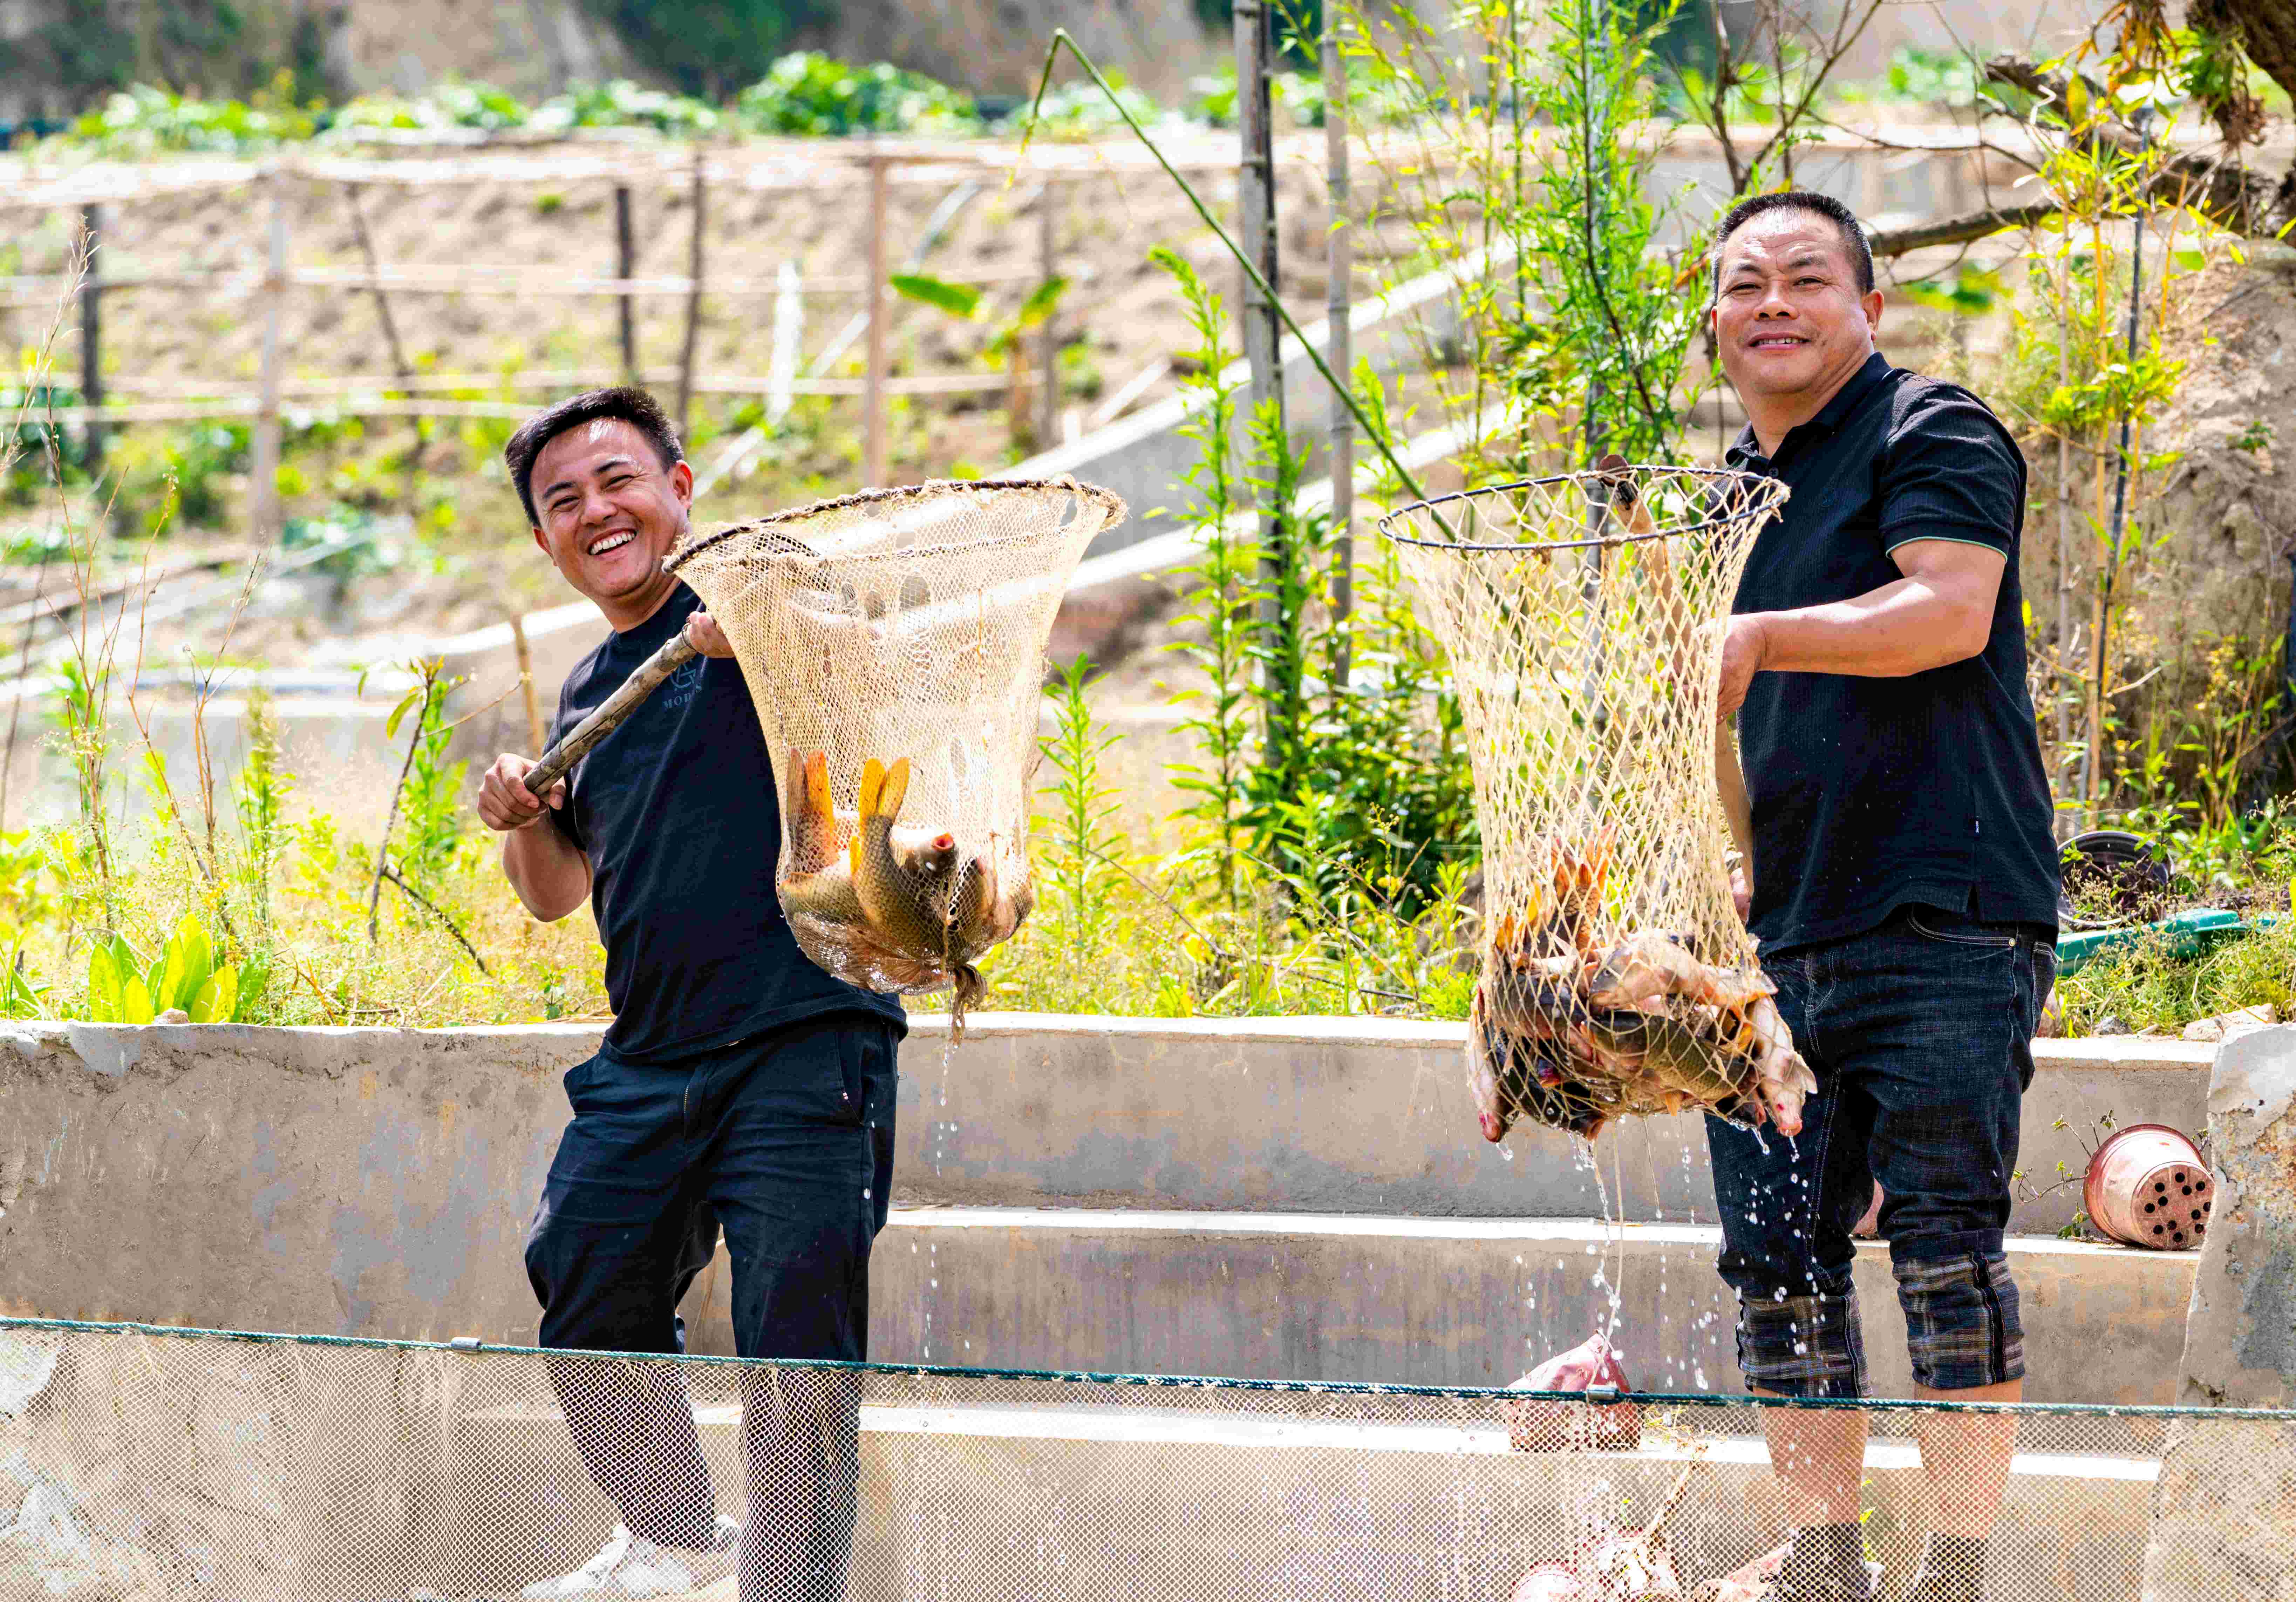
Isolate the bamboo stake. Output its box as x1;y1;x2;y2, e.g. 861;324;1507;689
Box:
1322;9;1354;681
510;612;545;754
614;184;637;381
675;148;706;435
1035;183;1059;452
341;181;424;475
77;204;103;474
863;150;889;487
251;175;287;546
1234;0;1283;631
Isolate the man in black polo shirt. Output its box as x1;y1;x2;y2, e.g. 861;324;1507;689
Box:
1698;194;2059;1602
477;388;907;1602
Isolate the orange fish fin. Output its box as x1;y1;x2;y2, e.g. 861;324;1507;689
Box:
849;835;861;875
858;757;885;817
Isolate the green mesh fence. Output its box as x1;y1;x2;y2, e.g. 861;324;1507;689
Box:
0;1317;2288;1601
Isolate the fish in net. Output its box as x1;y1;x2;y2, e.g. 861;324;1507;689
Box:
664;478;1126;1027
1381;464;1815;1143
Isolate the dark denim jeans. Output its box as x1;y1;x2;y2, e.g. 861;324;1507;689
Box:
524;1010;899;1600
1705;905;2053;1398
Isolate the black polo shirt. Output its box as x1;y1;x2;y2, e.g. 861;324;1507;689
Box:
547;583;906;1062
1727;351;2059;952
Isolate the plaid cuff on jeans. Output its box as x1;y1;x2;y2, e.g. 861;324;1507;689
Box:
1735;1291;1867;1400
1894;1250;2024;1391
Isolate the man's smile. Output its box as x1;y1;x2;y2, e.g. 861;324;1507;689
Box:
587;529;637;557
1747;332;1809;351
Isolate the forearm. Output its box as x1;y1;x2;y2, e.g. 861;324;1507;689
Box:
503;823;591;921
1744;571;1990;679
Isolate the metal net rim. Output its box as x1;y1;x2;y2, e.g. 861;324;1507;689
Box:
666;476;1128;574
5;1316;2284;1422
1376;466;1786;556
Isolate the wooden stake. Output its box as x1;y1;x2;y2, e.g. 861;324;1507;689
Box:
510;612;545;754
674;148;706;436
341;181;423;474
251;176;288;545
77;204;103;473
1322;12;1353;680
863;151;888;488
1035;183;1058;452
614;184;637;382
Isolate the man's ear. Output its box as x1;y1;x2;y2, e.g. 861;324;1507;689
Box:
530;523;551;559
670;458;694;510
1861;286;1883;333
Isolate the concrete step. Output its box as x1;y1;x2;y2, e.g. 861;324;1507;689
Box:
677;1207;2196;1405
447;1386;2163;1602
891;1017;2213;1236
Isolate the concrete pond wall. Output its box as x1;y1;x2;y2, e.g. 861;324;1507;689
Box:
0;1014;2215;1403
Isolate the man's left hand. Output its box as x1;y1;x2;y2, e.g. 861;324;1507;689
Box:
684;610;734;659
1716;613;1769;721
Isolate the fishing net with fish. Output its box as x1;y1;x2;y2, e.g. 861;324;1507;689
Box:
1382;466;1802;1144
665;478;1126;1026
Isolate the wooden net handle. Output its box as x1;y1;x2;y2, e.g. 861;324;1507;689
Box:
524;632;700;796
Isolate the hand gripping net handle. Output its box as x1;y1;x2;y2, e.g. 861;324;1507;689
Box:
1379;466;1791;1129
663;478;1127;1018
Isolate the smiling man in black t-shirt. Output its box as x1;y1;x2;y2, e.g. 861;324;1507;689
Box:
1696;194;2059;1602
479;388;904;1602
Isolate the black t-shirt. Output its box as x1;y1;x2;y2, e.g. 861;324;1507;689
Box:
1728;352;2059;952
546;583;906;1061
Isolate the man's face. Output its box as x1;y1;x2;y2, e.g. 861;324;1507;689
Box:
527;418;692;605
1709;210;1883;408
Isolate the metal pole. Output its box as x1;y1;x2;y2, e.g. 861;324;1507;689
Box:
1035;184;1059;452
251;177;287;545
1322;12;1353;684
863;151;889;488
614;184;636;382
77;204;102;475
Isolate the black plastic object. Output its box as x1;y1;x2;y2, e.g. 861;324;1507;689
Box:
2059;829;2171;930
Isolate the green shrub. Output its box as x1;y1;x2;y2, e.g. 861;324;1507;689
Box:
63;81;321;155
735;53;979;136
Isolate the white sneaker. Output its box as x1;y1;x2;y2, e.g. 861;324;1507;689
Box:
521;1525;698;1600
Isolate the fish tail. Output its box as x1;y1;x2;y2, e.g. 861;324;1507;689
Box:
858;755;911;824
802;748;832;818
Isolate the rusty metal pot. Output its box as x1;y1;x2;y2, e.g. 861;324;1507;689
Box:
2084;1123;2214;1250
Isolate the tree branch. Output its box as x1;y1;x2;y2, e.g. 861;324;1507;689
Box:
1871;202;2061;258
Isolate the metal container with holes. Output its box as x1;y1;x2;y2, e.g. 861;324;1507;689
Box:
2084;1122;2214;1250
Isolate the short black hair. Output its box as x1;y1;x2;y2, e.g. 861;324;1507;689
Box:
1711;190;1875;301
503;386;684;528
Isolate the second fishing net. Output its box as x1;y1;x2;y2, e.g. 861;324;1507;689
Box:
1382;466;1801;1143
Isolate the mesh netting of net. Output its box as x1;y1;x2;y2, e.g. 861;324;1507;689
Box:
0;1317;2288;1602
665;479;1125;1022
1381;467;1800;1144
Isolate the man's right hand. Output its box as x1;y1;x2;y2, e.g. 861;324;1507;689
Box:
479;753;565;833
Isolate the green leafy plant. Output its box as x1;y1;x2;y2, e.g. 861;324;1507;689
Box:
86;914;240;1024
1032;658;1130;1007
